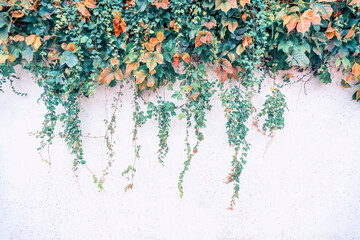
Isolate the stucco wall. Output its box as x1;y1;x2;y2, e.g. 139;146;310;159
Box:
1;66;360;240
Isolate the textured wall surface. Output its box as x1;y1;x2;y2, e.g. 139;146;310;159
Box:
1;66;360;240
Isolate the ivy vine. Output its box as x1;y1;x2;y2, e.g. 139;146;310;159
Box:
1;0;359;209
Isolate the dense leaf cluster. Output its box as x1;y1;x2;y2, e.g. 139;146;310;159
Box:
1;0;359;208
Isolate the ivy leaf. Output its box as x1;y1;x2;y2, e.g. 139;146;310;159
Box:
352;62;360;78
278;40;294;54
125;62;139;75
195;31;212;47
147;75;155;87
239;0;250;7
98;66;113;84
0;25;9;41
172;53;180;67
33;36;42;51
349;0;360;6
242;36;252;48
0;15;8;28
319;67;331;84
216;58;233;82
76;2;90;17
0;54;8;65
83;0;97;9
215;0;237;14
282;14;298;33
136;69;147;84
313;3;333;20
345;24;356;39
296;16;311;35
114;67;124;81
287;49;309;67
181;52;190;64
60;50;79;68
225;19;238;33
22;47;34;62
26;34;36;46
139;52;164;71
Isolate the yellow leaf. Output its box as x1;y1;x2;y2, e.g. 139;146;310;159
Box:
33;36;42;51
8;54;16;62
26;34;36;46
0;54;9;65
11;11;24;18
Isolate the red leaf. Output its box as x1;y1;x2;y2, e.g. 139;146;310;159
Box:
173;53;180;67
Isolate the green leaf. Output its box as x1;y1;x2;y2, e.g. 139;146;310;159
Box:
0;25;9;41
313;3;333;20
22;47;34;62
319;67;331;84
287;49;309;67
60;50;79;68
0;15;8;28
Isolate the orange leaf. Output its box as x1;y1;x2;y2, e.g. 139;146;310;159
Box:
111;58;119;66
153;0;170;9
67;43;77;52
11;11;24;18
296;16;311;35
226;20;238;33
325;22;335;39
98;66;113;84
345;25;355;39
126;62;139;75
156;32;166;42
181;52;190;64
76;2;90;17
169;20;175;28
136;70;147;84
345;75;352;83
173;53;180;67
204;21;215;30
286;16;299;32
242;36;252;48
84;0;97;9
9;35;24;42
147;75;155;87
192;91;199;101
114;67;124;81
195;31;212;47
150;37;159;47
216;66;227;83
352;62;360;78
239;0;250;7
349;0;360;6
218;58;233;74
241;13;248;21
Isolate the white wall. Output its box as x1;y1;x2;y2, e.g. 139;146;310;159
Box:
1;66;360;240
